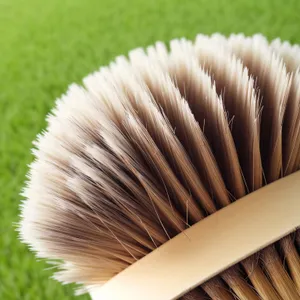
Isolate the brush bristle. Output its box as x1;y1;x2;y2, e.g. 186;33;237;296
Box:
19;33;300;298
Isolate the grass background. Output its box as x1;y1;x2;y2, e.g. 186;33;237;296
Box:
0;0;300;299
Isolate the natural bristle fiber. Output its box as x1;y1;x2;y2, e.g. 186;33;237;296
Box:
19;33;300;299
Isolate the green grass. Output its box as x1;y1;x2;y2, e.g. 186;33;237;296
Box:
0;0;299;298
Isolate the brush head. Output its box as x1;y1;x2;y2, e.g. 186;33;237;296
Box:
19;33;300;296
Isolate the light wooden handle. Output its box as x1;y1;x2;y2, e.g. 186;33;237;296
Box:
89;171;300;300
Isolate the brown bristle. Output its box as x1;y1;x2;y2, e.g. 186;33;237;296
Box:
19;33;300;299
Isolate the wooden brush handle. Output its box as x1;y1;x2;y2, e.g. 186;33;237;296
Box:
89;171;300;300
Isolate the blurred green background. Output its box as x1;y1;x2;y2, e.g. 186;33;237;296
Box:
0;0;299;299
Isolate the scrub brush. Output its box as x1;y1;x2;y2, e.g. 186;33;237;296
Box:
19;33;300;300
